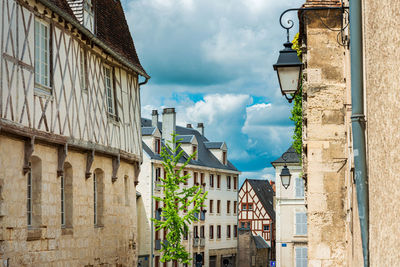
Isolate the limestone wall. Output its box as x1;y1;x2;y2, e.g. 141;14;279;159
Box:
302;9;350;267
363;0;400;265
0;135;138;266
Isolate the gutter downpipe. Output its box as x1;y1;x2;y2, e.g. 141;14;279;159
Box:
349;0;369;266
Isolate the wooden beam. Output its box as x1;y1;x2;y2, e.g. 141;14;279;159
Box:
85;150;95;179
111;154;120;183
57;144;68;177
23;136;35;175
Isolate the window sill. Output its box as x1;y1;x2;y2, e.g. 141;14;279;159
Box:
27;228;42;241
34;87;53;99
94;225;104;229
107;114;120;126
61;227;73;236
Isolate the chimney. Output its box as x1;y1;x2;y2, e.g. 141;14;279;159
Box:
152;110;159;129
186;124;192;128
162;108;176;149
197;123;204;136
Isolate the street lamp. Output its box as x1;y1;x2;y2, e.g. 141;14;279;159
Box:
280;165;291;189
279;151;292;189
273;41;303;103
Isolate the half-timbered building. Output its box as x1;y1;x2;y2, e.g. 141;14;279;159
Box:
137;108;240;267
238;179;275;261
0;0;149;265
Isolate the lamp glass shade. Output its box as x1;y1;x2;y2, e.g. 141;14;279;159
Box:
280;165;292;189
276;66;301;95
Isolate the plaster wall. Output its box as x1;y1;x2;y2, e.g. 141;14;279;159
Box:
363;0;400;265
0;135;138;266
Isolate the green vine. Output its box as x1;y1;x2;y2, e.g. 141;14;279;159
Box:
289;33;302;157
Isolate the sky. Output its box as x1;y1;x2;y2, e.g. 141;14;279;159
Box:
124;0;304;184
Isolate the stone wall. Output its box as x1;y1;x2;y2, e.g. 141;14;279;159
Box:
364;0;400;265
302;9;351;267
0;135;138;266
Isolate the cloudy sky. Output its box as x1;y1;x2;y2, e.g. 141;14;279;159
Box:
124;0;304;183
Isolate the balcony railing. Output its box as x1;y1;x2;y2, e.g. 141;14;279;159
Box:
155;239;161;250
155;180;162;191
200;238;205;247
200;210;206;221
193;238;199;247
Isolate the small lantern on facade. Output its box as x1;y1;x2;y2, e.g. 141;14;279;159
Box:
280;165;292;189
273;42;303;103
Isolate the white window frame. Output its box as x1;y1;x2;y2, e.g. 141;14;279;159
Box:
61;174;65;226
104;65;116;116
295;177;305;198
295;247;308;267
295;212;307;235
27;168;32;226
83;0;94;32
93;173;97;225
34;18;51;92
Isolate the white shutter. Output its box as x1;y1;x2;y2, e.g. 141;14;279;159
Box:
296;247;308;267
296;212;307;235
296;178;304;197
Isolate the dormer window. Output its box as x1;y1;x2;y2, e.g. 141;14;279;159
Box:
154;138;161;154
222;151;227;165
192;145;198;160
83;0;95;32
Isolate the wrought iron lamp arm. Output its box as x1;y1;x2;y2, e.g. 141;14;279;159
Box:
279;5;349;42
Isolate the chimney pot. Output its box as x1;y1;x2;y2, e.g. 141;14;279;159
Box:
187;124;192;128
152;110;159;129
197;123;204;136
162;108;176;149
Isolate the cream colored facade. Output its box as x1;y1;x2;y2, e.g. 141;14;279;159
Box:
273;156;306;267
137;110;239;267
300;0;400;266
0;0;147;265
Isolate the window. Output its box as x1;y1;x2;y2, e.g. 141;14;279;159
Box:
296;177;305;198
227;200;230;214
296;212;307;235
27;157;42;228
242;203;247;210
240;222;245;228
34;19;51;91
217;175;221;189
200;173;205;186
83;0;94;32
61;162;73;228
217;200;221;214
209;225;214;239
80;48;87;90
155;168;161;182
217;225;221;239
248;203;253;210
124;176;130;206
155;256;160;267
296;247;308;267
209;174;214;188
183;228;188;240
155;138;161;154
222;151;227;164
233;177;237;190
200;226;205;238
234;225;237;237
194;172;198;185
209;200;214;213
183;170;188;185
93;169;104;226
192;145;198;160
194;226;198;238
233;201;237;214
263;224;270;232
227;225;231;238
227;176;231;189
104;66;116;116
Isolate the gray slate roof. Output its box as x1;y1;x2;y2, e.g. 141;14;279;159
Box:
253;235;270;249
246;179;275;221
271;146;300;165
176;135;195;143
141;118;239;172
204;142;224;149
142;127;156;136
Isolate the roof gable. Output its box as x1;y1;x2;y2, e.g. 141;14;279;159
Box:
245;179;275;221
271;146;300;165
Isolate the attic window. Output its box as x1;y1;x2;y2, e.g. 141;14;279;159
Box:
222;151;227;165
83;0;95;33
192;145;198;160
154;138;161;154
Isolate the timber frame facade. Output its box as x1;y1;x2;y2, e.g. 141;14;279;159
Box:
238;179;275;260
0;0;148;265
